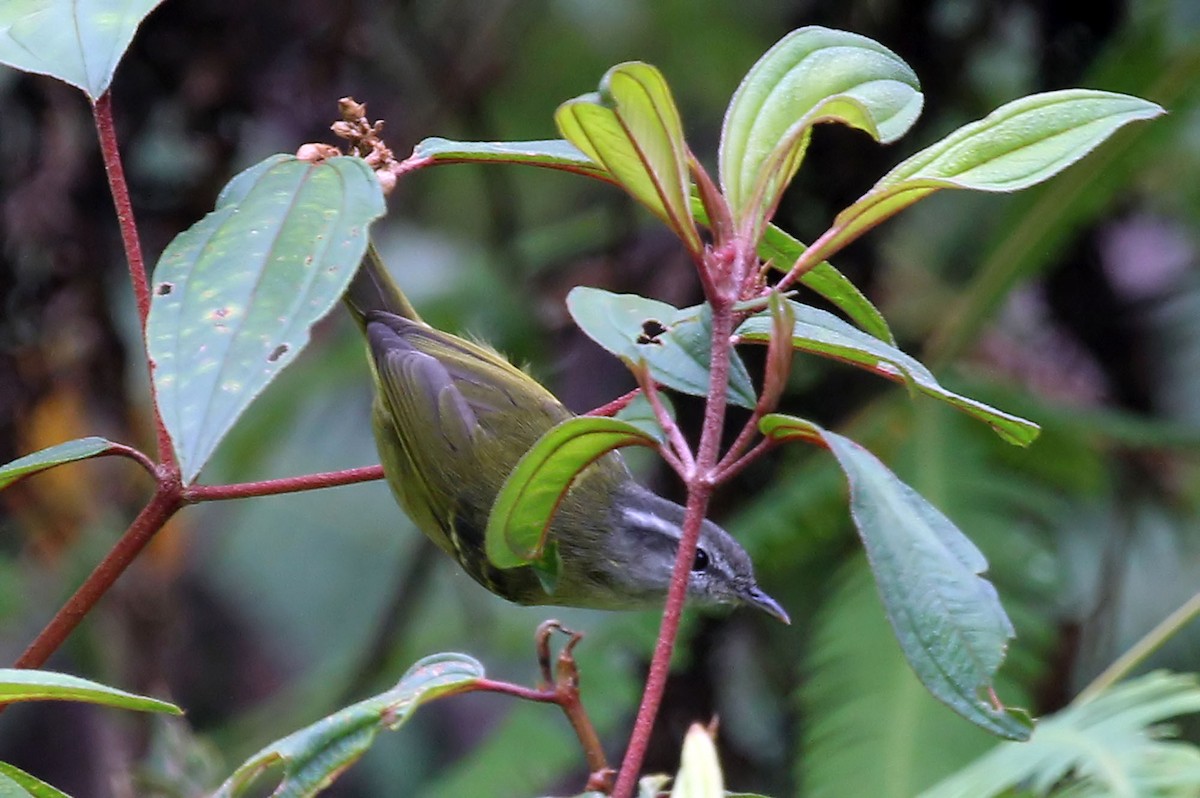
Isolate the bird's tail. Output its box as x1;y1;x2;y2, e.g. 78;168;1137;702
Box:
344;242;422;327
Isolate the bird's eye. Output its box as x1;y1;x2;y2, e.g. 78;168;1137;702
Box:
691;548;710;572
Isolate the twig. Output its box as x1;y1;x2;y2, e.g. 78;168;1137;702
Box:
12;483;183;671
184;465;384;502
613;293;736;798
473;622;613;792
92;92;176;472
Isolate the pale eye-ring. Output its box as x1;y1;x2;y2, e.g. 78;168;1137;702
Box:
691;548;710;572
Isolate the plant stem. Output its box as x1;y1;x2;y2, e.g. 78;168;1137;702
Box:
184;465;384;502
12;483;183;671
1073;590;1200;706
613;296;735;798
92;91;177;472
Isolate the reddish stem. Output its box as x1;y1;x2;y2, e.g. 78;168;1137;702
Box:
585;388;643;419
92;92;177;472
13;483;183;670
185;465;384;502
613;295;736;798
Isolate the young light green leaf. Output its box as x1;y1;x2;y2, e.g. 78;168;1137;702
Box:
0;437;118;491
738;300;1039;445
411;137;610;181
760;419;1030;740
0;761;69;798
0;0;164;100
720;26;922;235
555;62;701;253
0;669;181;714
814;89;1164;264
670;724;724;798
215;653;483;797
920;671;1200;798
567;287;757;410
486;416;657;569
146;155;385;484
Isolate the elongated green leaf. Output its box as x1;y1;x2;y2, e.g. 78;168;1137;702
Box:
738;300;1038;445
758;222;894;344
813;89;1164;264
671;725;724;798
921;672;1200;798
760;420;1029;739
567;287;757;409
0;437;118;491
146;155;385;484
0;669;181;714
555;62;701;253
0;0;164;100
0;762;68;798
486;416;656;569
215;653;483;798
410;137;610;181
720;26;922;236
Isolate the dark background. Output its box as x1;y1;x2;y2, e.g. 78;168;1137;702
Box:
2;1;1199;795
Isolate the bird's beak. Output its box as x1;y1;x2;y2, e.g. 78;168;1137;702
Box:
742;585;790;624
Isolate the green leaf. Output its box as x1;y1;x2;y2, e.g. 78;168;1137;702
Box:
760;418;1030;740
720;26;922;235
0;0;164;100
0;437;118;491
555;62;701;253
215;653;484;798
738;300;1039;445
0;669;181;714
567;287;757;410
614;391;676;445
0;761;71;798
146;155;386;484
920;672;1200;798
815;89;1164;264
411;137;610;181
485;416;657;569
670;725;724;798
758;222;894;344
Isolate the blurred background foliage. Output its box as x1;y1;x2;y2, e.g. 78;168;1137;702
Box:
2;0;1199;795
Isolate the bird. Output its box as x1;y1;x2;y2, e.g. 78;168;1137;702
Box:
344;245;787;623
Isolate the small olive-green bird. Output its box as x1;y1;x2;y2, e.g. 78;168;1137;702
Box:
345;247;786;622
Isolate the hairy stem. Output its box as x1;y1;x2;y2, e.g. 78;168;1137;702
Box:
613;295;735;798
13;483;183;671
92;92;177;471
184;465;384;502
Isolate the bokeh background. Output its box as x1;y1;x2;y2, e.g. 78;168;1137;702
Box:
2;1;1200;795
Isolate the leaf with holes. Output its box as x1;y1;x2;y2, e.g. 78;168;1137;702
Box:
146;155;386;483
738;299;1038;445
567;287;756;410
760;416;1031;740
720;26;922;238
556;62;701;254
809;89;1164;265
214;653;483;797
0;668;181;714
0;0;165;100
0;437;120;491
486;416;658;570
